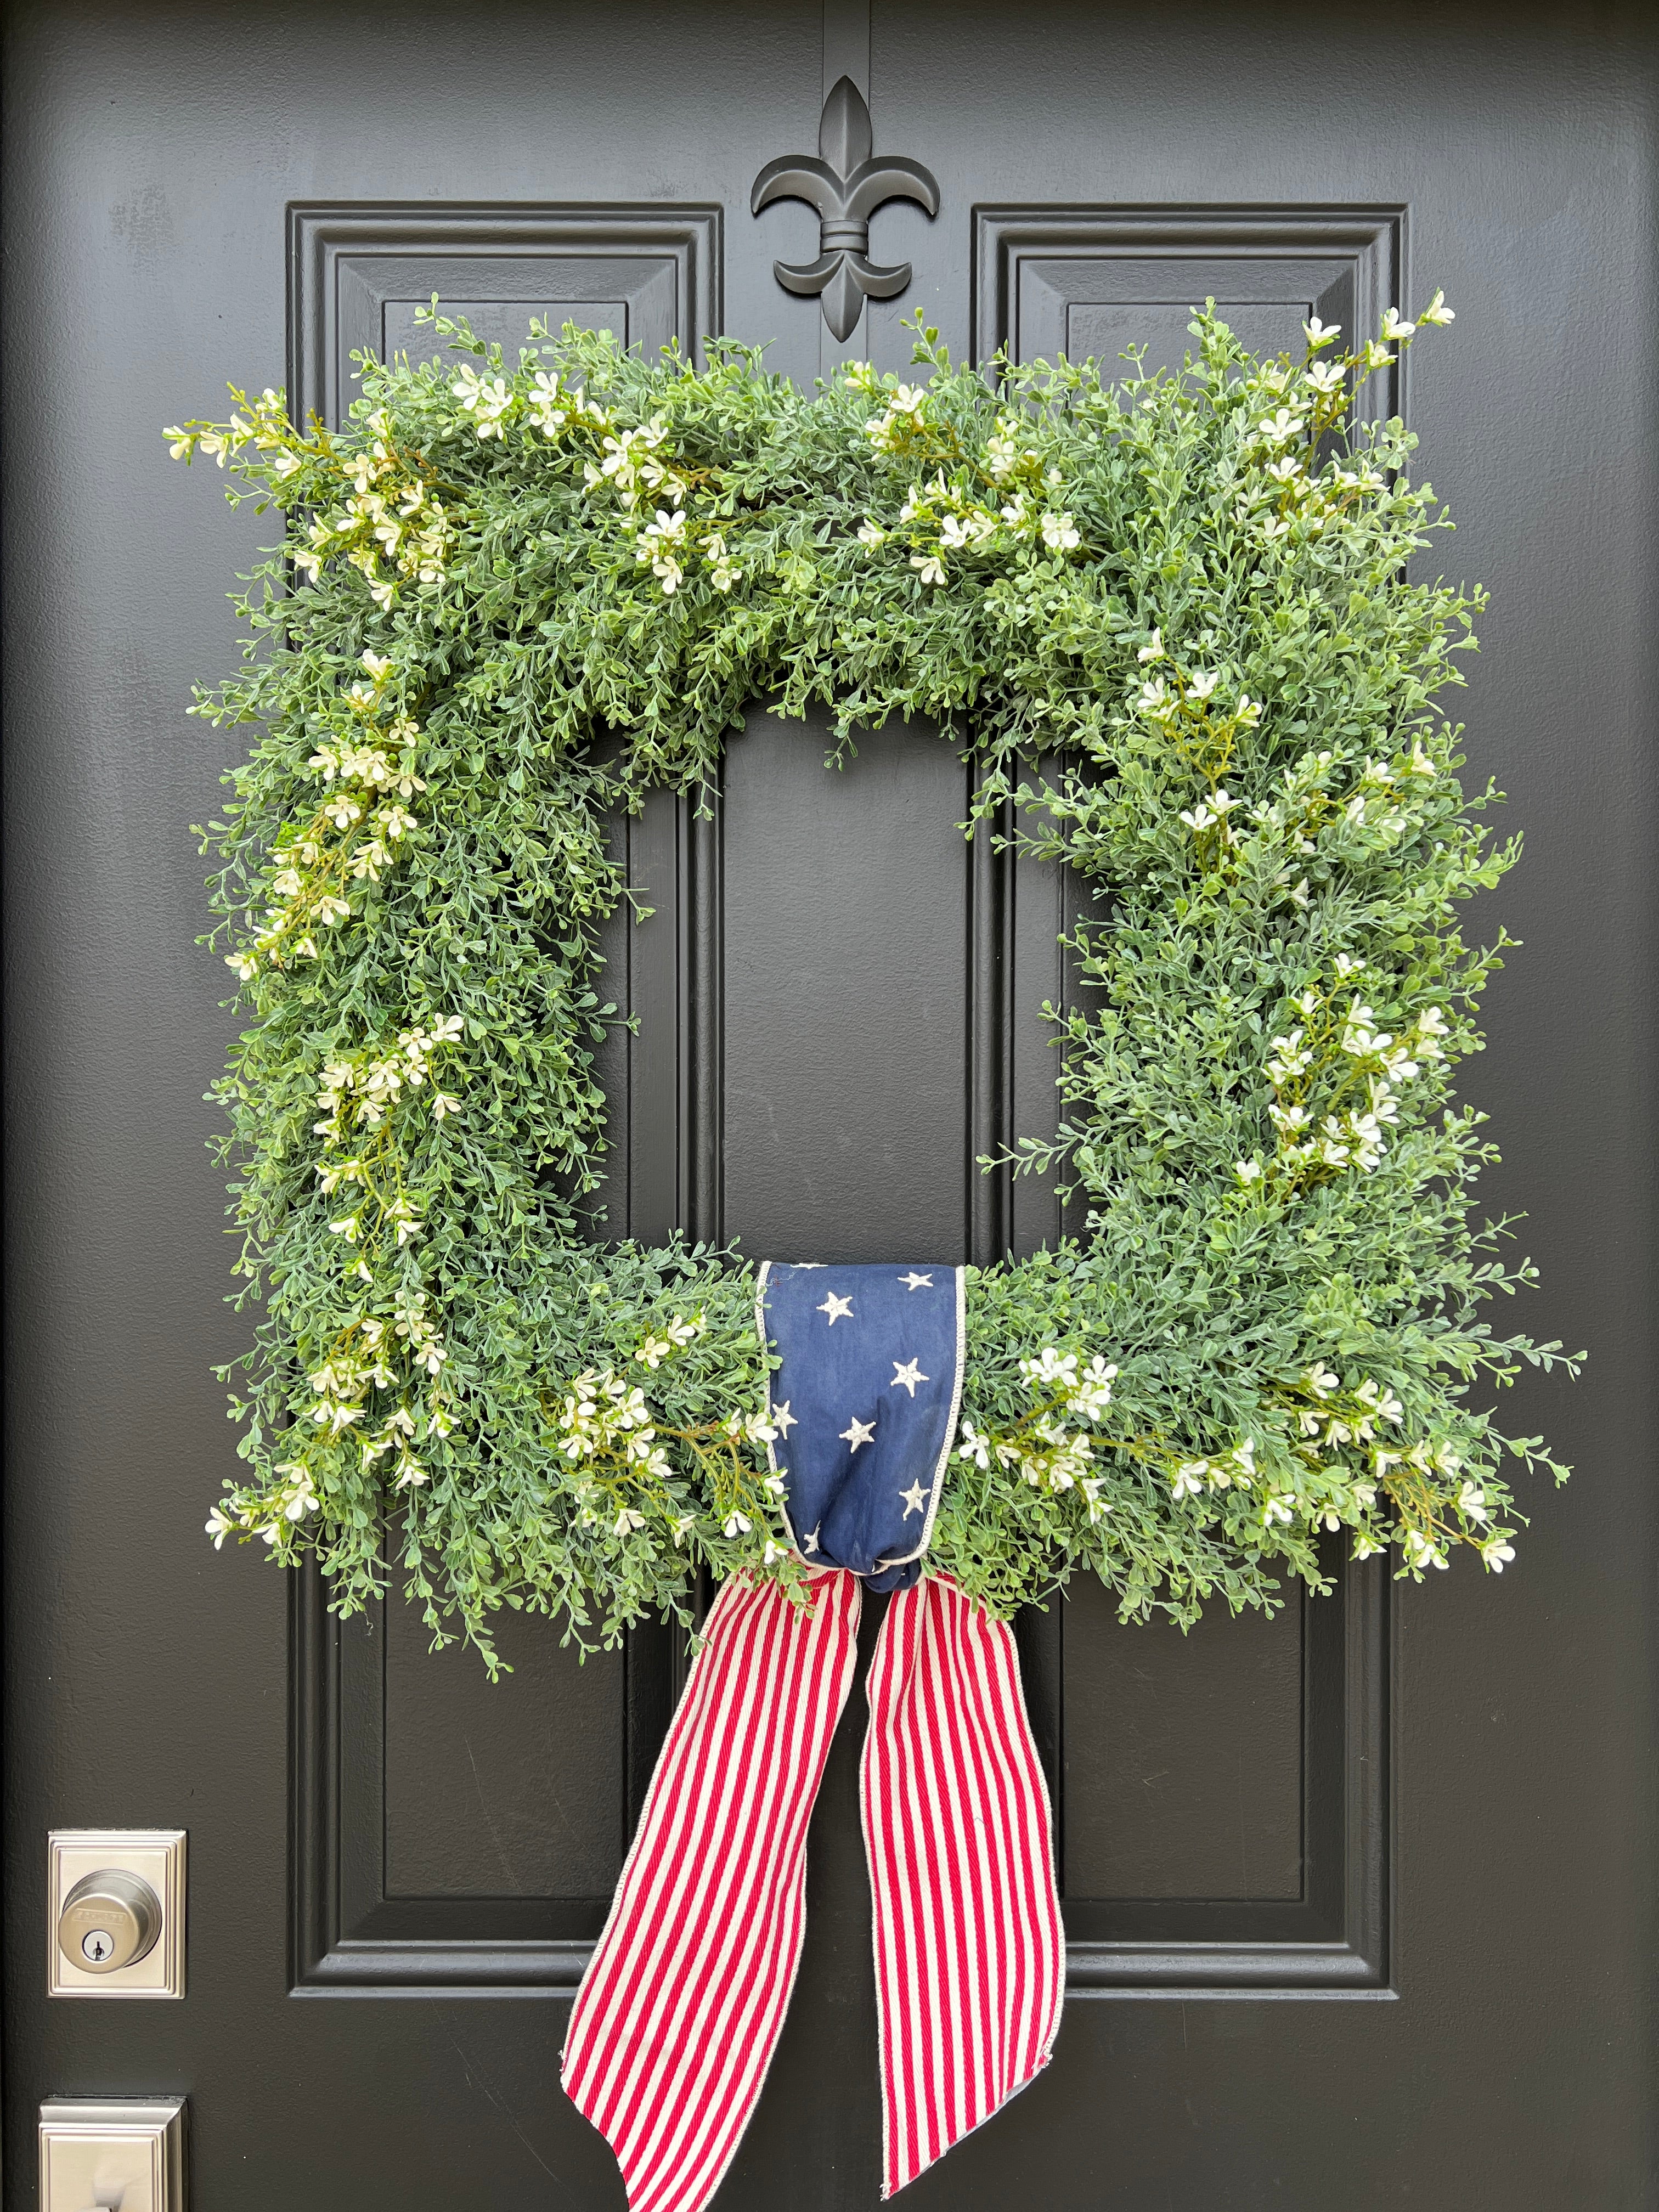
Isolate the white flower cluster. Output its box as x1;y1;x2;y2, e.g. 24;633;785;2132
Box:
309;1014;463;1306
498;401;742;599
985;420;1040;482
1234;957;1449;1192
1169;1375;1386;1550
633;1314;703;1368
713;1407;789;1553
552;1315;787;1558
206;1459;317;1549
206;1282;456;1550
314;1013;465;1147
225;652;426;981
958;1349;1120;1523
873;466;1081;588
635;504;689;595
559;1368;675;1496
165;385;289;471
580;416;679;504
1171;1436;1264;1501
449;365;514;439
845;364;1085;588
524;367;606;439
450;361;609;447
1222;740;1441;919
153;365;691;604
1278;1364;1515;1575
307;1294;450;1472
1131;640;1265;844
1223;296;1452;553
861;376;930;450
291;408;451;607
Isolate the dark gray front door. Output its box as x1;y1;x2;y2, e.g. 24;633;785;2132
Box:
5;5;1654;2207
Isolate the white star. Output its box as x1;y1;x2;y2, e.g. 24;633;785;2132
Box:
803;1522;821;1553
840;1415;876;1453
898;1271;933;1291
793;1262;827;1269
890;1358;928;1397
817;1292;855;1324
899;1479;928;1517
772;1399;798;1436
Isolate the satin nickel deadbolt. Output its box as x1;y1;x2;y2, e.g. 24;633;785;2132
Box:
49;1830;186;1998
59;1868;162;1973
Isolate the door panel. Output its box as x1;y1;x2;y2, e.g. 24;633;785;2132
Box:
292;205;724;420
721;711;972;1262
289;212;704;1997
973;207;1400;417
1060;1581;1305;1904
991;206;1391;1992
382;1602;624;1903
5;4;1654;2207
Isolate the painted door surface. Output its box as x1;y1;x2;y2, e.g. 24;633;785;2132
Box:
4;4;1655;2206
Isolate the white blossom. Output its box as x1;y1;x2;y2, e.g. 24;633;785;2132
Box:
451;366;514;438
957;1420;992;1470
636;506;688;595
1257;407;1306;446
1457;1480;1491;1525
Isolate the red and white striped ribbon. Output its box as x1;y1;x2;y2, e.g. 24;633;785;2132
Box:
562;1571;860;2212
861;1573;1064;2197
562;1571;1063;2212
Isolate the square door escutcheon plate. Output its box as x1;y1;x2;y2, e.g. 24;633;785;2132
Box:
40;2098;186;2212
48;1829;186;1998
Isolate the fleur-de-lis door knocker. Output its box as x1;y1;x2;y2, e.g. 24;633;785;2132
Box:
751;76;940;341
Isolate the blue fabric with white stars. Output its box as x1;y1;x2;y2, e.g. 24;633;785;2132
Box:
758;1261;964;1593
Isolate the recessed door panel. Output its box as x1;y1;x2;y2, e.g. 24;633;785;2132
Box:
289;207;709;1992
722;709;971;1263
383;1598;624;1901
980;208;1394;1989
1061;1580;1304;1903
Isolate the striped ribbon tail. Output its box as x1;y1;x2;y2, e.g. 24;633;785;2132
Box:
862;1575;1065;2199
561;1571;861;2212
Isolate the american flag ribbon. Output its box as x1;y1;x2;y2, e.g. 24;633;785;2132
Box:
562;1567;1063;2208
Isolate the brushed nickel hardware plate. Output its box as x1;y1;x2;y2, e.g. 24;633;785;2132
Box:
39;2098;186;2211
48;1830;186;1999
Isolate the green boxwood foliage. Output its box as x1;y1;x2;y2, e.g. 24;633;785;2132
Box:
168;296;1575;1668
